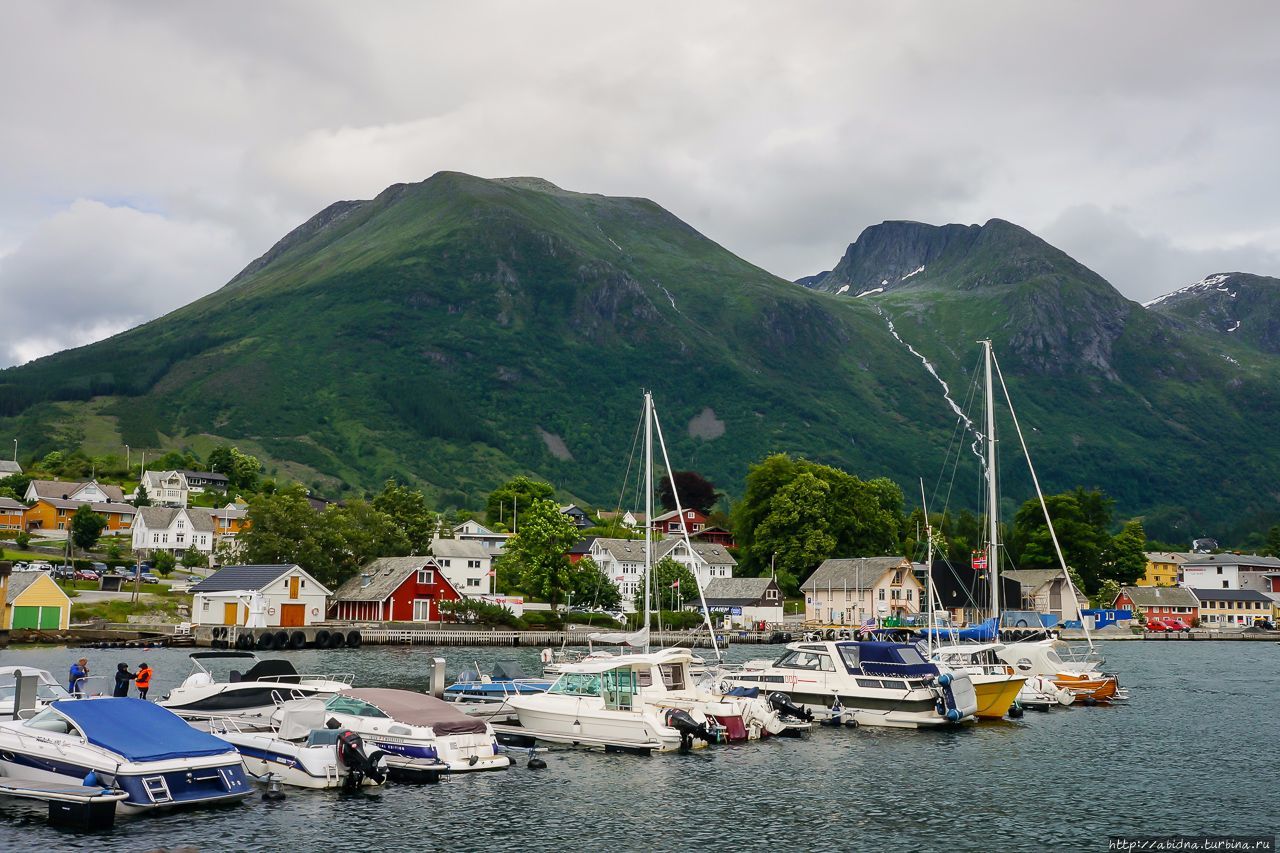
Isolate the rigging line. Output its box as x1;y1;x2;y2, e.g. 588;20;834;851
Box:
612;402;647;529
934;353;987;520
991;350;1094;652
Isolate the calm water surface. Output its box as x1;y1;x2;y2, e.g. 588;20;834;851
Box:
0;641;1276;852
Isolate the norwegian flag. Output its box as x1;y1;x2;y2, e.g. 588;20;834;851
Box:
971;551;988;571
486;570;496;577
670;579;680;589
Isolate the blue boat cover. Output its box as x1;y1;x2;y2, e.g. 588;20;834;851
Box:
725;687;759;698
849;641;939;677
52;698;235;762
920;617;998;643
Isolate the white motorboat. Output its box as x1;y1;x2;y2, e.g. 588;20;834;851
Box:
0;697;252;813
0;667;71;717
203;699;388;789
283;688;509;774
997;639;1123;702
722;640;978;728
160;651;353;719
506;650;727;752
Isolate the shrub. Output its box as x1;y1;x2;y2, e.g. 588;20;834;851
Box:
14;532;30;549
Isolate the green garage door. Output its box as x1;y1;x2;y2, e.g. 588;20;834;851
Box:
11;606;61;629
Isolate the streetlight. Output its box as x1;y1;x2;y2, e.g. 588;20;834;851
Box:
125;445;130;474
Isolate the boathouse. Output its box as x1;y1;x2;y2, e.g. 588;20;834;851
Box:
329;557;462;622
3;572;71;630
190;564;331;628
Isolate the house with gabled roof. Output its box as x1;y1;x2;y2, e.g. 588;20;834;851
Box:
452;519;511;553
24;497;135;535
24;479;124;504
803;556;920;624
559;504;594;529
3;572;71;630
1188;587;1273;627
0;497;26;531
1112;585;1198;625
0;460;22;480
137;470;189;507
1001;569;1087;623
589;536;737;612
429;537;493;595
131;506;217;557
702;577;783;627
330;557;462;622
189;564;331;628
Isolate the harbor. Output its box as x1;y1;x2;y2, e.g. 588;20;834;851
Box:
0;640;1275;851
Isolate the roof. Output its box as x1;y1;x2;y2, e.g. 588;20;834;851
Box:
651;509;706;523
592;537;649;562
1182;554;1280;570
0;497;26;511
5;572;63;603
1145;552;1196;565
597;510;645;524
181;469;230;483
1188;587;1274;603
39;497;136;515
27;479;125;502
428;537;491;559
331;557;455;602
704;577;778;606
135;506;215;532
803;556;910;591
567;537;598;556
1116;586;1199;608
207;506;248;521
52;698;235;762
191;564;306;593
141;470;187;489
1000;569;1066;590
673;540;736;566
0;461;22;475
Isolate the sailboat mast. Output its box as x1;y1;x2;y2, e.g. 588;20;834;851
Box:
983;340;1000;619
643;390;653;654
920;478;934;655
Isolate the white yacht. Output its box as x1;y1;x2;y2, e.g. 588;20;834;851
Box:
506;649;725;752
0;666;71;717
160;651;353;719
203;699;388;789
282;689;510;774
0;697;252;813
722;640;978;728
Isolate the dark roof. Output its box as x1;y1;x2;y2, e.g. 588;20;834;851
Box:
1115;586;1199;608
0;497;27;511
191;564;297;592
704;577;779;606
181;469;230;483
331;557;456;602
568;537;598;556
925;562;1021;612
1189;588;1274;603
1183;554;1280;570
135;506;215;533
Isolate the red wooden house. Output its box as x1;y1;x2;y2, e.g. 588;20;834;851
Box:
651;509;708;536
692;526;736;548
1112;586;1199;625
330;557;462;622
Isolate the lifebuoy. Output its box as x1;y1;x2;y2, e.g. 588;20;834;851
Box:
268;607;277;616
540;648;553;664
311;607;319;616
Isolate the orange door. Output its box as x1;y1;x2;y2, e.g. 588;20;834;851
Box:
280;603;306;627
289;576;300;599
223;602;239;625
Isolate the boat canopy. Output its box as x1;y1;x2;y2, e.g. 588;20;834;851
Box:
921;617;998;643
343;689;487;735
51;698;236;762
587;626;649;647
491;661;531;681
846;641;939;677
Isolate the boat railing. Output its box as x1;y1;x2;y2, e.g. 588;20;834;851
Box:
257;672;356;686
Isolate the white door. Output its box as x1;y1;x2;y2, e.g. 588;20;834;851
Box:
412;599;432;622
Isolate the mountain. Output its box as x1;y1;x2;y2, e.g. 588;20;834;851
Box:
2;178;1278;541
1145;272;1280;355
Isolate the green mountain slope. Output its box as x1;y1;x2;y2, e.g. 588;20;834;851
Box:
1146;272;1280;355
2;179;1277;542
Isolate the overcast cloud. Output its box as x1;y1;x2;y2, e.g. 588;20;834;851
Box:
2;1;1279;366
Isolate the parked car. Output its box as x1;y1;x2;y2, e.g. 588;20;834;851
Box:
75;569;100;581
1164;619;1190;632
1144;619;1174;632
88;561;109;575
10;561;30;572
139;572;161;584
28;561;53;572
52;565;77;580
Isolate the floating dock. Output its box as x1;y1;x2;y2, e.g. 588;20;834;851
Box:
0;777;129;829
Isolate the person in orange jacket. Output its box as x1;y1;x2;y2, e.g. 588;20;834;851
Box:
134;662;153;700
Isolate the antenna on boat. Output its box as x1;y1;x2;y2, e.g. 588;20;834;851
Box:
651;400;723;663
989;351;1095;652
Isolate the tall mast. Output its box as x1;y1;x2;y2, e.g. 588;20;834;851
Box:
983;340;1000;619
920;478;934;655
643;390;653;653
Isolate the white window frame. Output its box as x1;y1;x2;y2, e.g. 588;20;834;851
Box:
417;569;434;585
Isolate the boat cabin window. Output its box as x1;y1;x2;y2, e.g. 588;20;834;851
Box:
658;664;687;690
601;669;638;711
1045;650;1065;666
896;647;927;666
548;674;602;697
324;697;389;718
775;651;835;672
24;707;81;736
837;646;860;673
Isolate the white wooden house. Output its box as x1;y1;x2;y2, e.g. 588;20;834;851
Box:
189;564;331;628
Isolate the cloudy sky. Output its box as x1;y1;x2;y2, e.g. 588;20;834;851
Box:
3;1;1279;367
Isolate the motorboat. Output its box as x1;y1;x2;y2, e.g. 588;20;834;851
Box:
287;688;509;774
0;697;251;813
721;640;978;728
0;667;71;718
997;639;1124;702
202;699;388;789
444;661;552;706
160;651;353;719
929;644;1027;719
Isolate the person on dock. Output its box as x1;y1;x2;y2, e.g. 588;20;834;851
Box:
134;662;153;700
68;658;89;695
112;663;137;698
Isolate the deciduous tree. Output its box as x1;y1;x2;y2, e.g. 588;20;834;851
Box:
657;471;720;513
485;476;554;528
500;498;580;609
70;504;107;553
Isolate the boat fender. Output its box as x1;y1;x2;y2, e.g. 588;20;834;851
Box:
1082;696;1097;707
528;757;547;770
937;673;953;687
540;648;553;664
346;630;362;648
262;775;287;801
945;708;962;722
1007;705;1024;719
82;770;99;787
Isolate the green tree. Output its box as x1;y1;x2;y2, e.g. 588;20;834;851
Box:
105;541;123;563
180;546;205;570
372;479;436;552
1267;524;1280;558
70;504;107;553
1008;488;1114;594
334;500;410;576
0;473;32;501
153;550;177;577
486;475;554;528
15;531;31;550
752;471;837;586
500;498;581;609
651;556;698;611
658;471;720;513
568;556;622;611
207;445;262;492
1104;519;1148;586
134;482;152;507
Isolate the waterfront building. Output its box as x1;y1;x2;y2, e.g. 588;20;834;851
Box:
190;564;331;628
1139;552;1195;586
429;537;494;596
1187;587;1274;626
1112;586;1199;625
1001;569;1087;624
2;571;71;630
803;556;920;624
0;497;25;531
702;577;784;627
330;556;462;622
1180;554;1280;594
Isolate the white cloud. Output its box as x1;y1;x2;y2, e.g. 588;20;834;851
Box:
1;0;1279;365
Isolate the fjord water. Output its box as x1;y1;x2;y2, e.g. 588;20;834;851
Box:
0;641;1275;852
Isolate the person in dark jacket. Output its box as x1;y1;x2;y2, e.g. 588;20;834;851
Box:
112;663;136;697
134;662;153;699
68;659;89;694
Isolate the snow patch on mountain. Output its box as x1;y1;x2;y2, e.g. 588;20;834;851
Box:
901;265;925;281
1143;273;1234;307
856;287;884;298
836;284;850;295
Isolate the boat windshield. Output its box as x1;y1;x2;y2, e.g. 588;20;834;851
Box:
0;676;69;704
23;706;81;736
324;696;389;718
548;673;602;697
774;650;836;672
1045;650;1065;666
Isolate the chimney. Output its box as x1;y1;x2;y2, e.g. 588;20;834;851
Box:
360;573;372;588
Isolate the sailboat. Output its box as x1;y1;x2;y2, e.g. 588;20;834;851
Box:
954;341;1123;704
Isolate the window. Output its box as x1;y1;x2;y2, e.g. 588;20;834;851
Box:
1217;567;1223;574
1223;580;1229;589
176;534;185;544
440;559;451;567
417;569;435;585
153;534;160;544
467;560;481;569
178;520;185;529
467;578;481;587
892;571;902;585
878;589;886;601
906;589;913;602
412;599;433;621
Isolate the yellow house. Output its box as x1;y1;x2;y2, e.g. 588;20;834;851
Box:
0;497;25;531
1140;552;1192;587
802;556;922;624
3;572;72;630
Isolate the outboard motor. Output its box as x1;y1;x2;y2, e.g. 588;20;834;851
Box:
768;691;814;723
663;708;714;751
336;729;387;789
